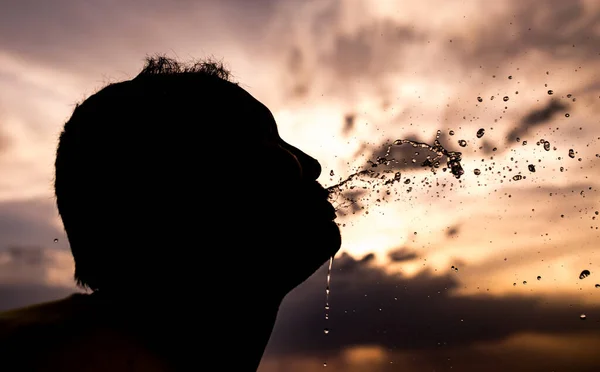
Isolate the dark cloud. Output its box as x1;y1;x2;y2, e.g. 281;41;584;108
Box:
387;248;418;262
265;252;600;356
278;12;426;101
323;21;422;81
0;245;74;289
0;0;283;77
0;130;9;155
0;198;66;249
506;99;569;143
446;224;460;237
342;113;355;135
0;108;12;155
478;139;497;155
3;246;52;266
0;284;75;312
261;331;600;372
457;0;600;67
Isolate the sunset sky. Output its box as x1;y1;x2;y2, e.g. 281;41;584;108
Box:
1;0;600;370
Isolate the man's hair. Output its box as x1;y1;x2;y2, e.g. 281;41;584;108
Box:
54;56;237;291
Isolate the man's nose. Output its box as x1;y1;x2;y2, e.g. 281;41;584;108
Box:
299;152;322;181
282;143;322;180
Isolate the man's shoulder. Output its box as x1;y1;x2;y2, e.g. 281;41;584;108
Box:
0;293;97;369
0;293;84;336
0;293;171;371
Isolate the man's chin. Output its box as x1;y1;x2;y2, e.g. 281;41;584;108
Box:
318;220;342;258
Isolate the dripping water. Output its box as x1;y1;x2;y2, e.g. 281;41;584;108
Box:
323;255;334;367
326;255;333;319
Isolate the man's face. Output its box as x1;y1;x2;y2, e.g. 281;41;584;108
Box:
233;86;341;290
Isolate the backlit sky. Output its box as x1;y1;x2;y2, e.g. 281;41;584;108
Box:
1;0;600;370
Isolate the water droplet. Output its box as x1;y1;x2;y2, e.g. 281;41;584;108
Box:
508;75;513;79
568;149;575;158
579;270;591;280
324;362;327;367
543;141;551;151
580;314;587;320
404;179;411;184
528;164;536;172
567;94;572;98
595;284;600;288
330;170;334;176
512;175;523;181
565;113;570;118
474;169;481;175
503;96;509;102
537;276;541;280
523;281;527;285
324;328;329;334
476;128;485;138
449;130;455;135
477;96;483;102
547;90;554;95
458;140;467;147
53;238;58;243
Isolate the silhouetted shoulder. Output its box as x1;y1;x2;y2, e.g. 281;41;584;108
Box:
0;294;170;371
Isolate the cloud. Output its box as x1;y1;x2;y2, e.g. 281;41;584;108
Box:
0;106;13;156
275;4;427;102
261;332;600;371
506;99;569;143
0;198;66;249
446;224;460;237
0;284;76;312
0;129;9;156
0;0;286;80
265;253;600;356
0;246;74;288
456;0;600;67
387;248;418;263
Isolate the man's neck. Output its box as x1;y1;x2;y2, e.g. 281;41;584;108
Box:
91;289;282;371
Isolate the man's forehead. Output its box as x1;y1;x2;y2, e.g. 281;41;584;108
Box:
229;84;279;137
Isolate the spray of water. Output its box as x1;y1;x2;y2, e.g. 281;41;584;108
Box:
326;134;464;212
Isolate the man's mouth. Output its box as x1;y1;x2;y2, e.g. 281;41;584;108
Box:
325;201;337;220
302;182;338;220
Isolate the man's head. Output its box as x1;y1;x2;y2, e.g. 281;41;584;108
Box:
54;56;340;296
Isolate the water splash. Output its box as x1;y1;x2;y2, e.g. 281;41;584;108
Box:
579;270;591;280
325;136;464;211
388;138;465;179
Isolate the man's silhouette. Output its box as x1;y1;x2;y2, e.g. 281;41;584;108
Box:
0;56;341;371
